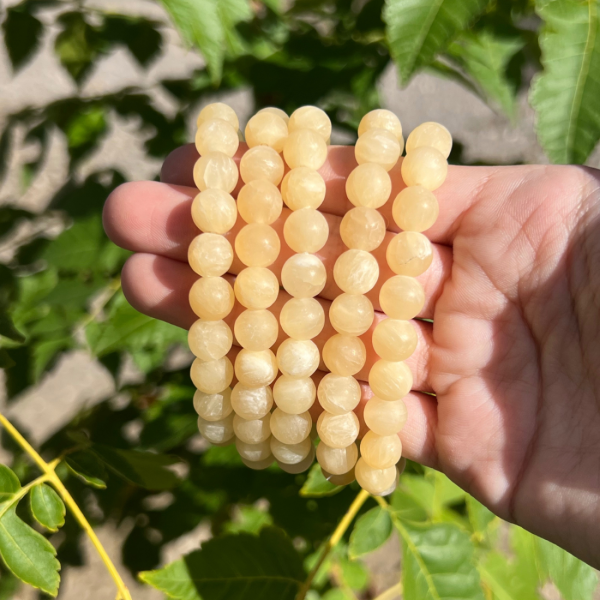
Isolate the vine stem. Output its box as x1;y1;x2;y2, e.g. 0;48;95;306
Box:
373;582;402;600
0;412;132;600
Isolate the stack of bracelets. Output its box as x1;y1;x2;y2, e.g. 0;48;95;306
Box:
188;102;450;496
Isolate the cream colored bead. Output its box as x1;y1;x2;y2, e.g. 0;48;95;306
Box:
236;437;272;462
323;467;356;486
231;383;273;420
316;442;358;475
329;293;374;336
197;103;239;130
345;163;392;209
358;109;402;141
188;233;233;277
191;189;237;234
188;319;233;361
333;249;379;295
235;223;281;267
281;167;326;210
197;413;235;444
276;339;320;378
233;413;271;444
257;107;289;124
281;253;327;298
392;186;439;232
245;112;288;152
234;309;279;350
406;121;452;158
189;277;235;321
372;319;417;362
234;349;278;388
368;360;412;401
240;145;284;185
193;388;232;421
237;180;283;225
193;152;238;193
355;128;402;171
379;275;425;320
191;356;233;394
288;106;332;141
355;457;396;495
364;397;407;436
280;298;325;340
386;232;433;276
234;267;279;309
195;118;239;157
322;334;366;377
242;455;274;470
283;130;328;170
340;207;386;251
360;431;402;469
317;411;360;449
273;376;316;414
317;374;361;415
270;436;312;464
283;208;329;253
278;446;315;473
270;408;312;444
401;146;447;190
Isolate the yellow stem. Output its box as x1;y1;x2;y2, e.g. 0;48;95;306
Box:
373;582;403;600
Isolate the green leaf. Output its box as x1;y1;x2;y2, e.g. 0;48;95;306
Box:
66;106;107;148
65;450;107;489
0;311;25;344
0;466;20;499
32;336;73;381
389;474;433;522
466;495;496;537
338;555;369;591
530;0;600;163
30;485;65;532
300;464;345;497
348;507;392;559
2;5;43;70
224;505;274;535
140;527;305;600
384;0;491;84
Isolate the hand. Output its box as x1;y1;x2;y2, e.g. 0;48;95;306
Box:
103;144;600;568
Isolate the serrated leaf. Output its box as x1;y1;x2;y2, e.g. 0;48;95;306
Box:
348;507;392;559
65;451;107;489
530;0;600;163
2;6;43;70
0;466;20;499
300;464;344;497
30;485;65;532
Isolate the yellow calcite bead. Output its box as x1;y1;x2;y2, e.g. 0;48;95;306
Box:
281;167;326;210
234;267;279;309
355;457;397;495
316;442;358;475
197;103;239;130
392;186;439;232
317;373;361;415
283;208;329;253
193;152;238;192
360;431;402;469
333;249;379;295
193;388;233;421
191;356;234;394
234;309;279;350
270;436;312;464
364;397;407;436
317;411;360;449
322;468;356;486
231;383;273;420
379;275;425;320
257;106;289;124
245;112;288;152
386;232;433;277
234;349;278;388
288;106;332;141
406;121;452;158
197;413;235;444
278;446;315;473
237;180;283;225
273;376;316;414
358;109;403;141
355;128;402;171
270;408;312;444
329;293;374;336
195;118;239;157
188;233;233;277
401;146;448;190
235;223;281;267
322;334;366;377
283;130;328;170
276;339;320;378
236;438;272;462
368;360;412;401
340;207;386;251
345;163;392;209
372;319;417;362
189;277;235;320
188;319;233;361
242;455;274;470
233;413;271;444
240;145;284;185
191;189;237;234
281;253;327;298
280;298;325;340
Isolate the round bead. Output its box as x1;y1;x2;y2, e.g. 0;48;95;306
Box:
280;298;325;340
188;233;234;277
379;275;425;320
392;186;439;232
358;109;403;141
193;388;233;421
191;189;237;234
197;413;234;444
234;267;279;309
372;319;417;362
276;339;320;378
197;103;239;130
316;442;358;475
386;232;433;276
270;436;312;464
237;180;283;225
406;121;452;158
322;467;356;486
317;374;361;415
234;349;278;388
189;277;235;320
278;445;315;473
193;152;238;192
333;249;379;295
283;208;329;253
235;223;281;267
281;168;326;210
270;409;312;444
234;309;279;350
346;163;392;209
281;253;327;298
355;129;402;171
288;106;331;141
283;130;328;170
401;146;448;190
245;112;288;152
240;145;284;185
242;455;274;470
364;397;407;436
190;356;234;394
322;334;366;377
195;118;239;157
233;413;271;444
340;207;386;251
273;376;316;414
188;319;233;361
231;383;273;420
317;411;360;449
257;107;289;124
355;457;397;495
329;293;374;336
236;438;272;462
360;431;402;469
369;360;412;401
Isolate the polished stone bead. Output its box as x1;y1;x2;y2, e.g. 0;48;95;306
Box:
234;267;279;309
235;223;281;267
317;411;360;449
189;277;235;321
329;293;374;336
197;103;239;130
278;445;315;473
191;189;238;234
355;128;402;171
191;356;234;394
316;441;358;475
281;167;326;211
345;163;392;209
355;457;397;495
230;383;273;420
233;413;271;444
317;374;361;415
379;275;425;320
283;208;329;253
281;253;327;298
195;118;239;157
405;121;452;158
237;180;283;225
280;298;325;340
257;107;289;123
240;145;284;185
360;431;402;469
283;129;328;170
322;467;356;486
276;339;320;378
364;397;407;436
241;454;274;470
340;207;386;251
401;146;448;190
372;318;417;362
270;408;312;444
392;185;439;233
333;249;379;295
322;334;366;377
386;232;433;276
193;387;233;421
273;376;316;414
245;112;288;152
193;152;238;193
270;436;312;464
288;106;332;141
197;413;235;444
188;319;233;361
368;360;412;401
236;437;272;462
358;109;403;141
234;309;279;350
234;349;278;388
188;233;234;277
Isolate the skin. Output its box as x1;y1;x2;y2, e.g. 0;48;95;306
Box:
103;143;600;568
